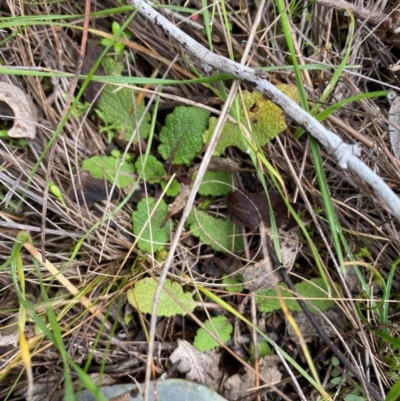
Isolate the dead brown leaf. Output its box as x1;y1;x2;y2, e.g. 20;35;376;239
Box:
226;190;290;231
169;340;223;392
222;355;281;399
67;170;120;207
287;306;345;342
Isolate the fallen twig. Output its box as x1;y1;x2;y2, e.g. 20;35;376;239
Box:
315;0;397;32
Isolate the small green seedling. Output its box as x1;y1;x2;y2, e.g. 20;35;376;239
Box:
100;21;132;54
49;181;68;210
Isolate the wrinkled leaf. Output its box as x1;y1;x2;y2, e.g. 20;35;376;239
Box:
187;209;243;253
193;316;233;352
127;277;195;316
197;171;233;197
135;155;166;183
82;155;135;189
256;278;340;313
203;85;299;156
132;197;173;253
223;355;281;399
158;106;210;165
222;274;244;293
256;283;298;313
389;96;400;159
97;58;151;141
170;341;224;392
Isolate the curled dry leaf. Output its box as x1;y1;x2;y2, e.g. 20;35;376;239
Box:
242;256;279;292
264;226;301;270
389;96;400;159
169;340;223;392
242;227;300;292
0;81;37;139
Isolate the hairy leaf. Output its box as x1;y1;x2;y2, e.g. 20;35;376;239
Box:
135;155;180;196
249;342;273;360
127;277;195;316
158;106;210;165
256;279;339;313
256;283;298;313
222;274;244;293
97;58;151;141
135;155;166;183
132;197;173;253
203;85;299;156
193;316;233;352
187;209;243;253
295;278;336;312
197;171;233;197
160;179;181;197
81;155;135;189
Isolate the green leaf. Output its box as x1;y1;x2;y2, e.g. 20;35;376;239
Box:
387;377;400;401
127;277;195;317
193;315;233;351
295;278;335;312
256;283;299;313
158;106;210;165
135;155;181;197
249;341;273;360
197;171;233;196
222;274;244;293
256;278;339;313
135;155;166;183
132;197;173;253
187;209;243;253
203;85;299;156
111;21;121;35
81;155;135;189
97;58;151;142
344;396;366;401
161;179;181;197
